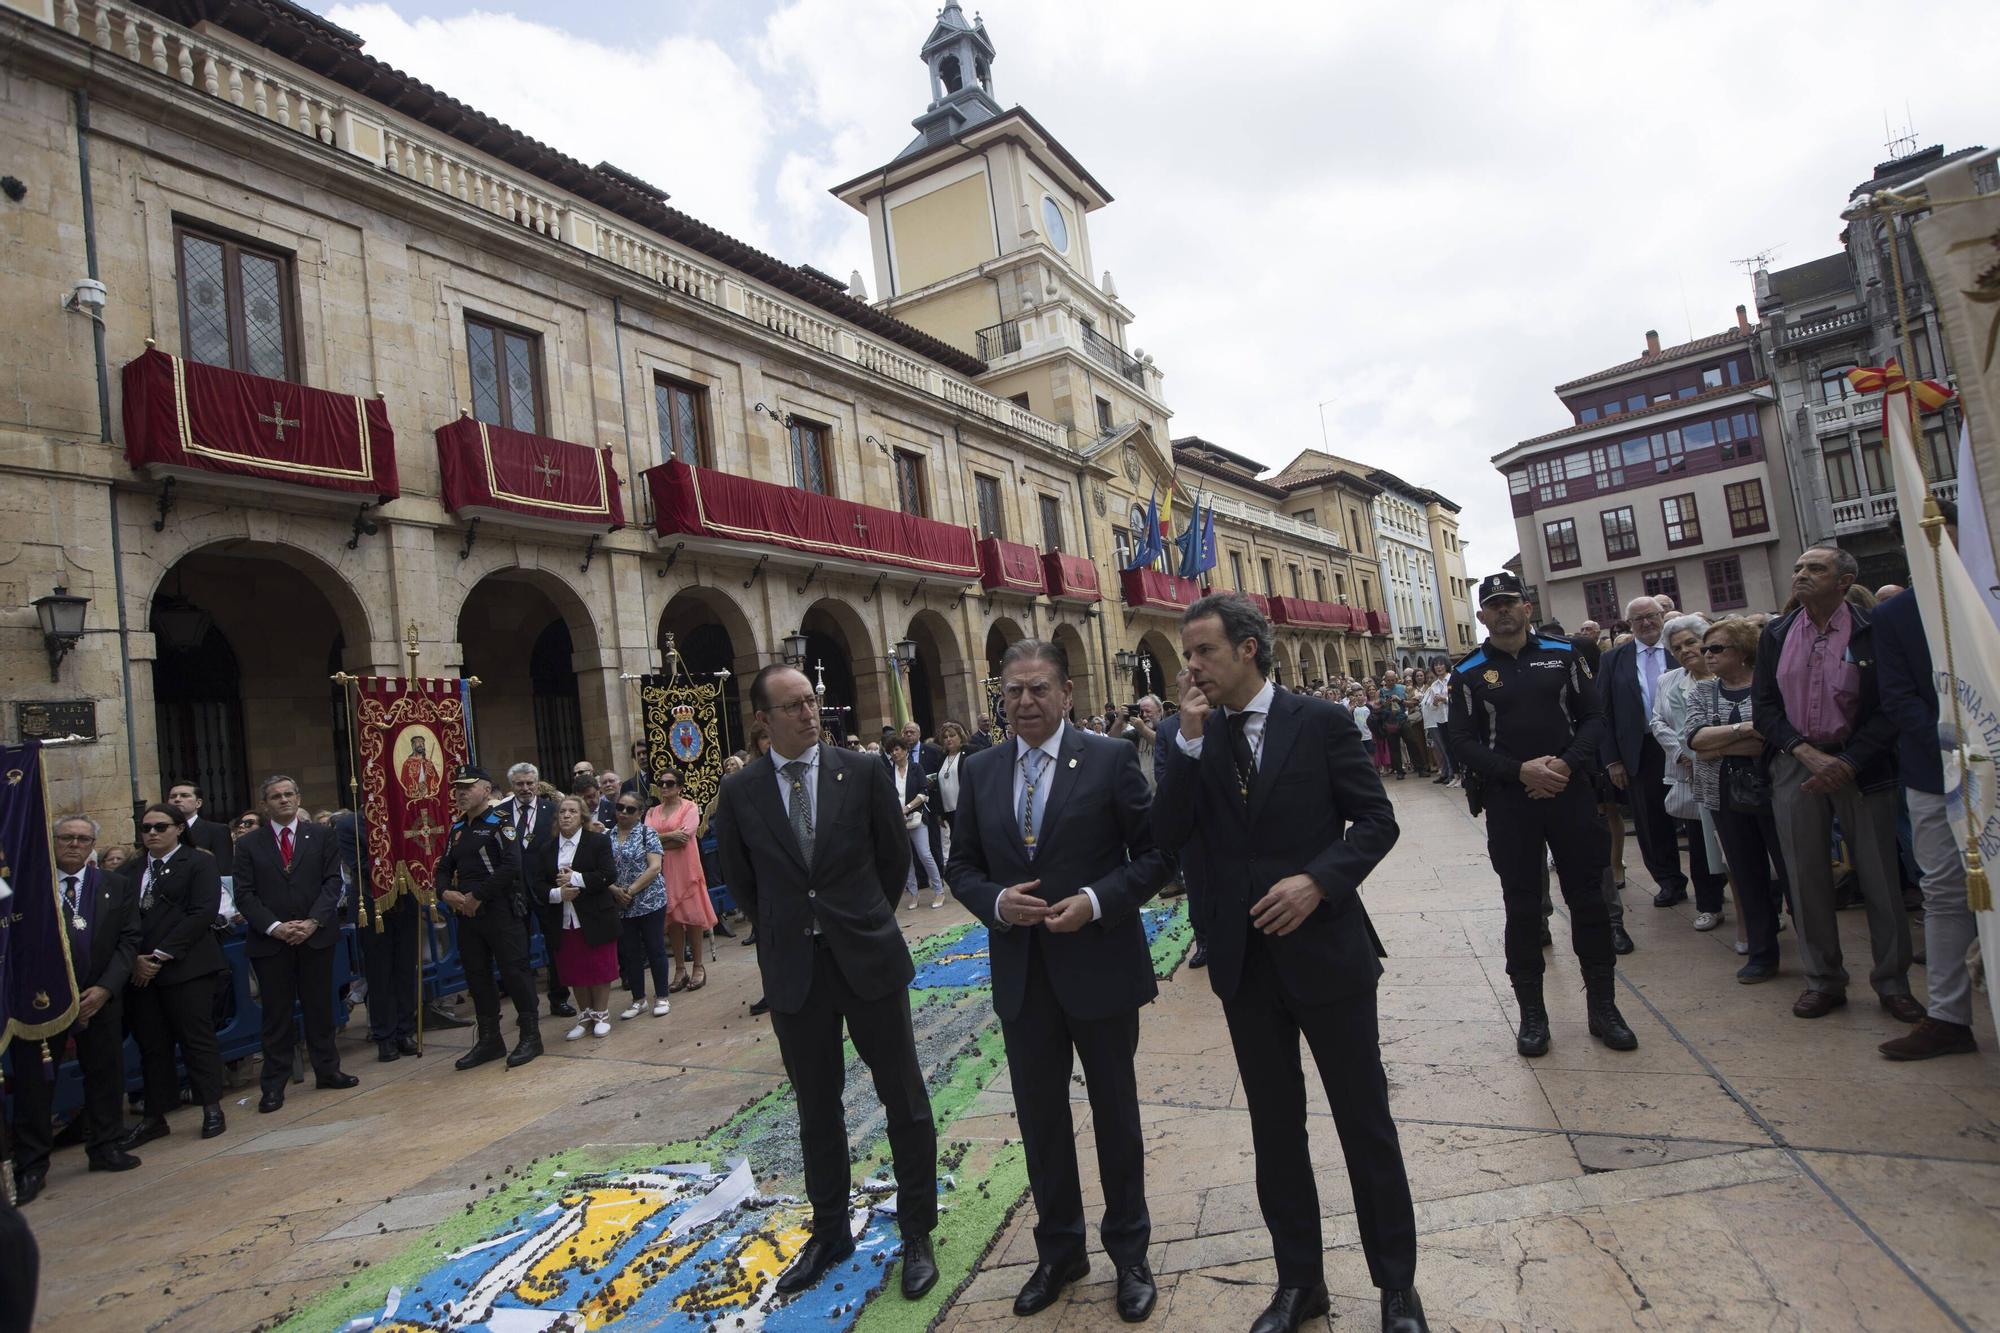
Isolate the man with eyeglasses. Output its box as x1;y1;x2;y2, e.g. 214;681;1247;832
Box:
1599;595;1697;919
711;665;938;1302
10;816;143;1204
1446;572;1637;1059
437;764;542;1070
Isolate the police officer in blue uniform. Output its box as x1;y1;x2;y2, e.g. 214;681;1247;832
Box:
437;765;542;1070
1444;573;1637;1058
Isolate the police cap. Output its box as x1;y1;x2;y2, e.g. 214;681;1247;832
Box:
1476;571;1527;606
450;763;493;786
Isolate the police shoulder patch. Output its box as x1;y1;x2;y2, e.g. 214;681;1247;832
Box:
1533;636;1573;652
1451;648;1489;675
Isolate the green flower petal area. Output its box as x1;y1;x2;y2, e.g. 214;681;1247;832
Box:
284;900;1192;1331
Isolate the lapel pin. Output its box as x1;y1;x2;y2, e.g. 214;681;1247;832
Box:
1068;758;1079;769
836;772;845;782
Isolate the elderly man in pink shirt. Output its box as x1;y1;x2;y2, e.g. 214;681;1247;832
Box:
1750;546;1916;1023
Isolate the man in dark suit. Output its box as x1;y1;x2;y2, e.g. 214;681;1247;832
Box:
1154;594;1427;1333
1598;596;1715;920
118;802;228;1148
11;815;143;1203
1153;714;1207;969
712;665;937;1301
966;714;994;752
947;639;1171;1323
338;810;424;1062
503;762;574;1018
234;775;358;1113
166;778;234;864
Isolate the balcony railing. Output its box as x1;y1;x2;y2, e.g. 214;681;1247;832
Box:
1780;307;1866;346
1810;395;1883;435
1830;479;1959;535
1079;324;1147;388
1204;493;1348;553
975;318;1023;361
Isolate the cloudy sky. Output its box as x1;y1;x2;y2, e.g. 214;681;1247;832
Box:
319;0;1996;572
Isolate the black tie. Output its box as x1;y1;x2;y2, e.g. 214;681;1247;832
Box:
143;859;165;908
1226;710;1256;806
516;802;530;838
63;874;81;917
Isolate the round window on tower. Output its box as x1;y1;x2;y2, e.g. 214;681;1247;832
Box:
1041;196;1069;254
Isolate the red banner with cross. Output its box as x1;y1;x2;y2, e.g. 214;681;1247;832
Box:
355;677;470;917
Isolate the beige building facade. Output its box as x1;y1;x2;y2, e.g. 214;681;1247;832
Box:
1;0;1391;833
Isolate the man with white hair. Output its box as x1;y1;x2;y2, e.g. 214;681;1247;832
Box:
1598;597;1692;934
505;762;572;1019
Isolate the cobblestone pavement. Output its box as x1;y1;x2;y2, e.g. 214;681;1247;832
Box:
22;780;2000;1331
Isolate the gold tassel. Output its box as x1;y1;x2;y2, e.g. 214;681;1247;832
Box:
1967;844;1992;914
40;1039;54;1074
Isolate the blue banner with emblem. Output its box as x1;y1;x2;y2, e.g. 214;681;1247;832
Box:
640;672;723;811
0;740;80;1066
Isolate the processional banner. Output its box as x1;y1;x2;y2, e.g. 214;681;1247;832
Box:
0;740;78;1061
641;673;723;810
356;677;471;918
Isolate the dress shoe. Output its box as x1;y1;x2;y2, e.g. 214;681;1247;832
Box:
1382;1286;1430;1332
455;1028;507;1070
775;1232;855;1296
259;1089;285;1114
1249;1282;1328;1333
1115;1263;1157;1322
1791;989;1847;1019
377;1039;401;1062
316;1071;360;1090
13;1166;47;1206
1012;1255;1089;1316
1652;887;1686;907
88;1148;141;1173
395;1036;421;1057
899;1230;938;1299
506;1029;544;1068
120;1116;169;1151
1610;925;1635;955
549;998;578;1019
712;920;735;938
1735;961;1777;984
1879;993;1925;1024
200;1104;227;1139
426;1001;473;1030
749;997;770;1016
1880;1016;1979;1061
1187;942;1208;970
740;930;757;947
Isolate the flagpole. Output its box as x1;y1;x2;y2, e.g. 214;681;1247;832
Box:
1878;201;1990;910
332;673;377;934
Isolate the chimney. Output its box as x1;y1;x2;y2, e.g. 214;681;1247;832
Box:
1735;304;1751;333
1644;329;1661;356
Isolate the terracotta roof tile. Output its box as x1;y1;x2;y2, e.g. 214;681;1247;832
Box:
1554;327;1755;394
1507;379;1770;455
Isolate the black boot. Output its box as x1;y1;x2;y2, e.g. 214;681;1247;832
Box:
1583;966;1637;1050
507;1017;544;1068
455;1021;506;1071
1512;978;1551;1057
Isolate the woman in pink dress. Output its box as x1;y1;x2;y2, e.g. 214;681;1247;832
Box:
646;768;717;992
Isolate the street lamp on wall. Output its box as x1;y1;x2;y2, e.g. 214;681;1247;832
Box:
892;638;919;665
34;585;89;682
782;630;809;666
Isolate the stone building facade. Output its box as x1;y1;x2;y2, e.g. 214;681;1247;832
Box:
0;0;1390;831
1495;319;1802;630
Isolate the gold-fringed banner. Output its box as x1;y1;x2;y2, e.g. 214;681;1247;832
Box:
356;677;470;913
641;674;723;810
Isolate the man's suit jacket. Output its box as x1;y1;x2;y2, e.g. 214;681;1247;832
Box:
67;864;141;995
122;844;226;985
1871;590;1941;794
1751;602;1898;791
233;820;344;958
1597;637;1668;774
1153;689;1396;1006
1155;714;1208;894
532;828;622;947
713;746;914;1014
504;794;560;861
965;730;993;753
180;815;234;866
946;724;1171;1023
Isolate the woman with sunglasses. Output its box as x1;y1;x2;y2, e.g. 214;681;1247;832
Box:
1686;616;1791;982
229;811;263;844
608;793;672;1019
537;796;620;1038
646;768;716;991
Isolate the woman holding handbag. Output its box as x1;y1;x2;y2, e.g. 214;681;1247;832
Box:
1650;614;1733;935
537;796;620;1038
1686;616;1790;983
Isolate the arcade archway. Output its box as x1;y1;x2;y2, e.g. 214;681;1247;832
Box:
984;616;1028;677
659;586;761;757
457;572;598;778
802;597;878;739
905;609;969;735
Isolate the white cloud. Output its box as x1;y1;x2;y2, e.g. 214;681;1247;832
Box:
322;0;2000;576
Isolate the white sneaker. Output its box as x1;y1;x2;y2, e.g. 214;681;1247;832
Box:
591;1013;611;1037
929;894;944;909
902;895;918;911
652;998;671;1017
1734;940;1750;955
565;1020;588;1041
621;1002;647;1020
1693;911;1723;932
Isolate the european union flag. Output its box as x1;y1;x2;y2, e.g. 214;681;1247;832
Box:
0;740;79;1068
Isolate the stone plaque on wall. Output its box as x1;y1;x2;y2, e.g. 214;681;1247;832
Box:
17;700;97;741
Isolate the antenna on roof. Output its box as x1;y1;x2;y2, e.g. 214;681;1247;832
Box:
1730;245;1783;276
1883;105;1919;160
